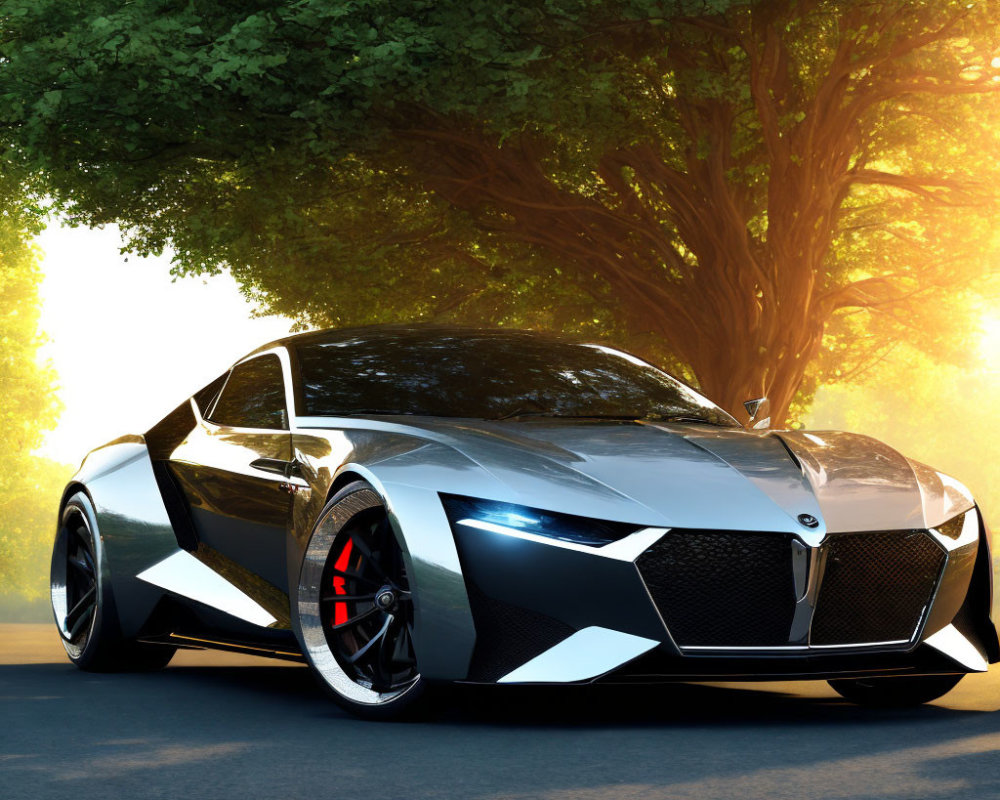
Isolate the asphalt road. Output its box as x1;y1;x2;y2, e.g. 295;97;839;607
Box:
3;623;1000;800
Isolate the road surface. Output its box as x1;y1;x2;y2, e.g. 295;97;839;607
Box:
3;623;1000;799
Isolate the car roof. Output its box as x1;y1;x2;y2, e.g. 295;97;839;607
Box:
246;323;577;359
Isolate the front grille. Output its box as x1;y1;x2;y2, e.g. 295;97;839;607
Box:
811;530;945;646
636;530;797;647
463;581;575;682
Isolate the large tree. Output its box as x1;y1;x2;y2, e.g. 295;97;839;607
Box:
1;0;998;423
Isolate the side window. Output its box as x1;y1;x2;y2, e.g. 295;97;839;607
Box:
193;372;229;417
208;355;288;430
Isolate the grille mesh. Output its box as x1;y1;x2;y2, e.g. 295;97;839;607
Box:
636;530;797;647
463;581;575;683
810;530;945;646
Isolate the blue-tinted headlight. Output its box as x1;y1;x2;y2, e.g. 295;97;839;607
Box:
440;494;639;547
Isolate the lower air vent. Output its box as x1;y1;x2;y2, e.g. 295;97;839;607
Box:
811;530;946;646
463;581;575;682
636;530;797;647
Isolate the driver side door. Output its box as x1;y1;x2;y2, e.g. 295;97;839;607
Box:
169;352;295;594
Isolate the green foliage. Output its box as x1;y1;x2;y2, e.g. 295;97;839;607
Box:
0;457;71;602
0;170;67;600
0;0;710;344
1;0;998;423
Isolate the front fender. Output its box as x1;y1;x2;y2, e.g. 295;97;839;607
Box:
290;443;488;681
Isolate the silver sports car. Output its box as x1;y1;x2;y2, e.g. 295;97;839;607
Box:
50;325;997;717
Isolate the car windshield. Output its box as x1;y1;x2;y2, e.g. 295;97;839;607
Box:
292;329;740;427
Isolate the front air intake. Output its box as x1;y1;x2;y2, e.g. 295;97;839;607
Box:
810;530;946;646
636;530;797;647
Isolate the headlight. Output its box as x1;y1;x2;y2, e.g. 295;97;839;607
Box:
440;494;640;547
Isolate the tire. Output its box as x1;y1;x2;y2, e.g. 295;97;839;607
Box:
828;674;964;707
50;492;176;672
296;480;427;719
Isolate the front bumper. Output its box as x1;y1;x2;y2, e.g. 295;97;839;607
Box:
449;508;999;684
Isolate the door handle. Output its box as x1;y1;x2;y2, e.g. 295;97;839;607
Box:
251;458;308;495
249;458;289;476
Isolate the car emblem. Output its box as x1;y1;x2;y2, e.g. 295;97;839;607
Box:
798;513;820;528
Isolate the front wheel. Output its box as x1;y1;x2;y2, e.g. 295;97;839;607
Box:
828;674;964;707
296;481;426;719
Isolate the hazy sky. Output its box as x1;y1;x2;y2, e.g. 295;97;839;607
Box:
35;221;297;464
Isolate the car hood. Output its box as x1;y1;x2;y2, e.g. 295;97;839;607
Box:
362;418;975;535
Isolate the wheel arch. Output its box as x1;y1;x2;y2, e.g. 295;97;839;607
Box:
59;480;93;520
56;439;189;640
325;468;375;505
324;465;406;566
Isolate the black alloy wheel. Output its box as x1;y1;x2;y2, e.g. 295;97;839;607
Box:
319;505;418;693
51;492;175;671
57;507;99;651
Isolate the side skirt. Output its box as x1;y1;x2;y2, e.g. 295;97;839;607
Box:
138;632;305;663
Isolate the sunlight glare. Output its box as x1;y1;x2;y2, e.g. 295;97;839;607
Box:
35;222;298;464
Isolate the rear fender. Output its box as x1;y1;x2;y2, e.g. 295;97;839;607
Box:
63;438;183;638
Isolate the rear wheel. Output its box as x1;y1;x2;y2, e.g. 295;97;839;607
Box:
828;674;963;707
51;492;176;671
296;481;425;719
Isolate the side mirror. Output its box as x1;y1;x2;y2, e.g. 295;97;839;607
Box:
743;397;771;430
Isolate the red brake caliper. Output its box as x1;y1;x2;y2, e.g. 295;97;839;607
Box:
332;538;354;626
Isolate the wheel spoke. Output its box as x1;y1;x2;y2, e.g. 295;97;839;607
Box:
329;604;382;631
330;568;381;588
347;614;393;665
68;554;94;578
65;586;96;638
349;531;388;581
67;605;95;639
320;593;376;603
70;524;92;553
373;617;398;688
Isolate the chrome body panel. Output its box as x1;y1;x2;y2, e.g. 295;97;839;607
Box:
65;440;184;638
776;430;975;533
496;627;660;683
923;624;989;672
136;550;278;628
54;326;998;690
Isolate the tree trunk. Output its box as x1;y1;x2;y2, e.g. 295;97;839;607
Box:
397;5;995;427
405;128;832;427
